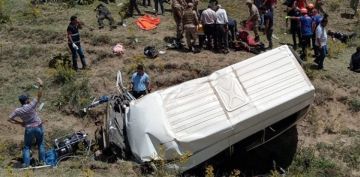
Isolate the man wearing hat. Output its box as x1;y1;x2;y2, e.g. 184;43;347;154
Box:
8;78;45;167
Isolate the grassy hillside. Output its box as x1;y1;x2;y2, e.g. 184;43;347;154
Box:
0;0;359;176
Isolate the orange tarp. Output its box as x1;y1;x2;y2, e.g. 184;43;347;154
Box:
135;15;161;31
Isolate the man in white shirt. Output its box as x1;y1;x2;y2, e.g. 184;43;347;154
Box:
201;4;217;49
214;4;229;53
314;18;328;70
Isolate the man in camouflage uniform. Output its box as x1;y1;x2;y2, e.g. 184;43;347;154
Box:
185;0;199;15
171;0;187;41
95;3;116;30
182;3;199;52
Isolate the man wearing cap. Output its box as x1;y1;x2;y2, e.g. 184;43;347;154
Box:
8;78;45;167
183;3;199;52
67;16;87;71
131;65;151;99
246;0;261;42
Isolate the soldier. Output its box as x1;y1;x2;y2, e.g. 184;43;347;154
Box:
171;0;187;41
185;0;199;15
95;3;116;30
182;3;199;52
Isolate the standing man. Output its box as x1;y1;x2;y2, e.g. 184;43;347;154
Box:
314;18;328;70
128;0;142;17
67;16;87;71
246;0;261;42
200;4;217;49
131;65;151;99
8;78;45;167
288;8;314;60
287;5;301;49
183;3;199;52
143;0;151;7
311;9;323;57
171;0;187;42
262;7;274;49
214;4;229;53
95;3;116;30
154;0;165;15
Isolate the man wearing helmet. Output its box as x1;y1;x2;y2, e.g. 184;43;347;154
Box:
287;8;314;60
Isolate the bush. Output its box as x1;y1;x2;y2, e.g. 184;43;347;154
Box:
349;98;360;112
0;0;10;24
54;79;92;115
53;63;76;85
327;40;347;59
328;0;340;12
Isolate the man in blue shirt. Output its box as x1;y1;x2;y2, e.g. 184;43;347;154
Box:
131;64;151;99
288;8;314;60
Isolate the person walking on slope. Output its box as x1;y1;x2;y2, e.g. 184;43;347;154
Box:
314;18;328;70
287;5;301;49
8;78;46;168
246;0;261;42
131;65;151;99
67;16;87;70
182;3;199;52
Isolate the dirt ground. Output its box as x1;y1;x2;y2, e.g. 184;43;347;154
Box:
0;0;359;176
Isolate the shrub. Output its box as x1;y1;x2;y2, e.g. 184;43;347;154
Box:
349;98;360;112
54;79;92;115
327;39;347;59
328;0;340;12
53;63;76;85
91;35;112;46
0;0;10;24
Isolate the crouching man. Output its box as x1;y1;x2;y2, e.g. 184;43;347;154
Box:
8;78;45;167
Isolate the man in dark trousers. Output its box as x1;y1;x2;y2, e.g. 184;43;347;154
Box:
261;6;274;49
8;78;45;167
128;0;142;17
143;0;151;7
200;4;217;49
95;3;116;30
288;8;314;60
131;65;151;99
67;16;87;70
154;0;165;15
287;5;301;49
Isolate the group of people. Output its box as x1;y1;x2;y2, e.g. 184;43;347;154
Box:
169;0;276;54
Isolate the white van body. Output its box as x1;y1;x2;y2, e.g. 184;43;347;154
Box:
120;45;315;171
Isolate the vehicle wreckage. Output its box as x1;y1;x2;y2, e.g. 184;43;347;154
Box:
98;45;315;172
